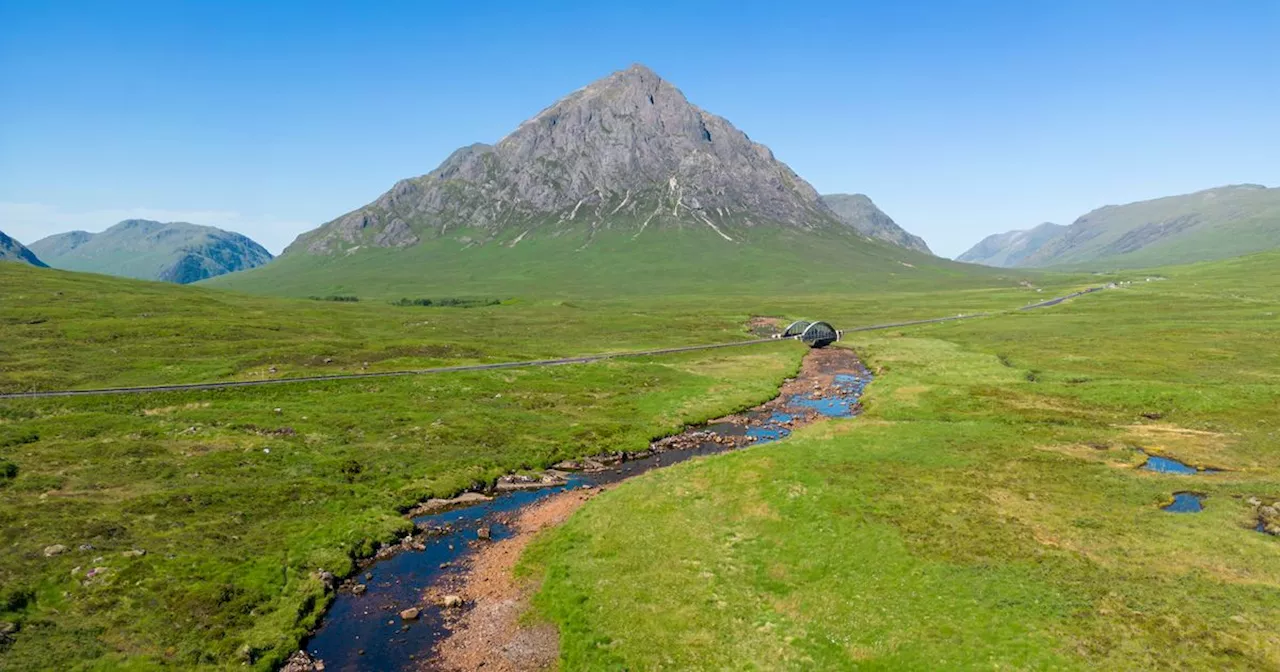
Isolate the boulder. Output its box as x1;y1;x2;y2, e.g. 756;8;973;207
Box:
43;544;67;557
441;595;464;608
399;607;421;620
352;584;367;595
476;526;491;541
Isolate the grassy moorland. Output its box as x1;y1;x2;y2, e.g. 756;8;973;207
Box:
204;226;1014;300
522;251;1280;669
0;261;1099;670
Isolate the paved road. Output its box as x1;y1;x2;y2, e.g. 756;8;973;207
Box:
0;287;1104;400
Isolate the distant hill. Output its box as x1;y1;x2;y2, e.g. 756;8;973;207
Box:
957;184;1280;268
957;222;1065;267
0;229;47;267
820;194;931;254
211;64;995;298
29;220;273;283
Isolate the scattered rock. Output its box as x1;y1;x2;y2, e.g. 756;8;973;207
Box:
121;549;146;558
399;607;421;620
411;492;494;515
77;544;94;551
43;544;67;557
281;650;323;672
476;526;491;541
441;595;464;608
352;584;367;595
316;570;337;591
495;472;568;491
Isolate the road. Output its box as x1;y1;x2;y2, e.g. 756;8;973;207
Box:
0;287;1104;399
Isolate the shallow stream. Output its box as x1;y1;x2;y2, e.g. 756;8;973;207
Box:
299;348;872;671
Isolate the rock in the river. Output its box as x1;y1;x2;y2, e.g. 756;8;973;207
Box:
43;544;67;557
352;584;367;595
476;526;491;541
399;607;421;620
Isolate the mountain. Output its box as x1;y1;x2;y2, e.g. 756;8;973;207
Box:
285;63;839;256
0;229;47;267
958;184;1280;269
29;220;273;283
956;222;1065;267
213;64;997;298
820;194;931;254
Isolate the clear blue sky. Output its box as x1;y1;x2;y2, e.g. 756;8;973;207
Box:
2;1;1276;257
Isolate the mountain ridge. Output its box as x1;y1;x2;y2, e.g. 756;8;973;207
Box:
957;184;1280;268
30;220;273;283
0;229;47;267
819;194;931;253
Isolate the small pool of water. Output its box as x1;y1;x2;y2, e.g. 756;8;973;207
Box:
1142;455;1199;474
1163;492;1204;513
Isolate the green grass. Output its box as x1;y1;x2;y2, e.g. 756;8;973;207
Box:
0;249;1254;670
2;260;1073;670
521;250;1280;670
205;225;1023;299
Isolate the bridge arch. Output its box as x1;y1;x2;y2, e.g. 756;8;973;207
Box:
781;320;812;338
799;321;839;348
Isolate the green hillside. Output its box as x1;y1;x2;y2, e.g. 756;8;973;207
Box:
207;225;1008;299
958;184;1280;269
29;219;272;284
0;230;45;267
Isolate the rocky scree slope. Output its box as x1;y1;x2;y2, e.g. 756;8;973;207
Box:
820;193;931;254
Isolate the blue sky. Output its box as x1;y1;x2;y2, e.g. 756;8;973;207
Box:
1;1;1276;257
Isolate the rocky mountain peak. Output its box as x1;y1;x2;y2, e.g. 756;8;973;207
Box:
287;65;839;255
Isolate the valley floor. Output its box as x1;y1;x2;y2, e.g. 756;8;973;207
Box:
1;253;1278;669
522;255;1280;669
